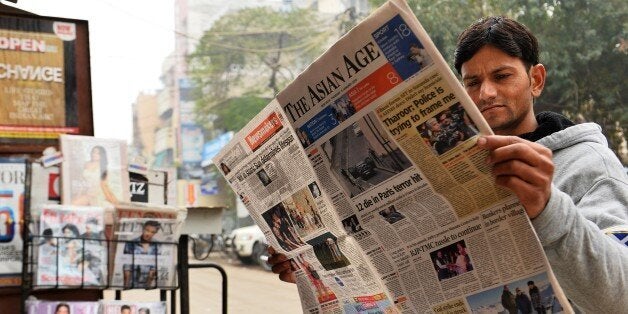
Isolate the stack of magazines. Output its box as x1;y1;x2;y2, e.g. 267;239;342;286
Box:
26;300;167;314
28;135;185;289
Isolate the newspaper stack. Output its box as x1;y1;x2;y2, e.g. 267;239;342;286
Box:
214;0;572;313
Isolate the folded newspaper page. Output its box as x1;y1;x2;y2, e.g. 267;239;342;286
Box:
214;0;573;313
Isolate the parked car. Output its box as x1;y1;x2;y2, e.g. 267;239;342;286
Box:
230;225;271;270
349;160;376;180
352;123;363;136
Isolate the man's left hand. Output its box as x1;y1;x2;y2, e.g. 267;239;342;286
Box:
477;135;554;218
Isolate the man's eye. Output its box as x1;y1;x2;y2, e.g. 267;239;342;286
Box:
464;80;478;88
495;73;511;80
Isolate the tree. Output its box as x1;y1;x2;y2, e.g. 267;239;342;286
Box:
209;95;270;132
188;6;331;132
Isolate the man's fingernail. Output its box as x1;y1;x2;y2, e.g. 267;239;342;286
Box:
477;137;487;146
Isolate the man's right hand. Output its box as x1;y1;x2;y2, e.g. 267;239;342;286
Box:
268;246;296;284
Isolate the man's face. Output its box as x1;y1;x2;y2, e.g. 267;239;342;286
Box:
121;309;131;314
461;45;544;135
427;118;441;132
86;223;95;234
141;225;158;242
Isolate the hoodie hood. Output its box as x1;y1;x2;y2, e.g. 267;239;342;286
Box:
537;122;608;151
516;111;607;151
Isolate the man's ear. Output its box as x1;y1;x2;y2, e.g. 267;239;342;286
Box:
530;64;546;97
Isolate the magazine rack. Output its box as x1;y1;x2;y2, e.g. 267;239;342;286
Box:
17;160;230;314
23;235;180;290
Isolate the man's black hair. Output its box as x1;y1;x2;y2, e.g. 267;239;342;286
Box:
43;228;53;238
454;16;539;74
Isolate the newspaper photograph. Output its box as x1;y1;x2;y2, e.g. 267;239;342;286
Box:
214;0;573;313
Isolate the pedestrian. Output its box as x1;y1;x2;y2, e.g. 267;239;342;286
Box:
269;16;628;313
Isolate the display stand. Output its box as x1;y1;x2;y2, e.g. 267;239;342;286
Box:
0;6;96;312
178;206;228;314
19;162;228;314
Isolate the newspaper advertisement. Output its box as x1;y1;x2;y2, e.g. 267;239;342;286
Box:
110;217;179;289
214;0;572;313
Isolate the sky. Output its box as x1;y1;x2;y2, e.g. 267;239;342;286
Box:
8;0;176;142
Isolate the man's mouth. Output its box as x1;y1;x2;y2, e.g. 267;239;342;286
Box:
480;104;503;113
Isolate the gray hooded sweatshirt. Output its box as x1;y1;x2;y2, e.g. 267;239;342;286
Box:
532;122;628;313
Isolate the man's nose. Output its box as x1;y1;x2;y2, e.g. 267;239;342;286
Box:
479;81;497;101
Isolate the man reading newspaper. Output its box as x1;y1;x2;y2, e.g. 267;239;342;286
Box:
269;15;628;313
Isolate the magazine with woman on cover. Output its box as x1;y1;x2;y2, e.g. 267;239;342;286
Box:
36;205;106;287
60;135;130;209
26;300;99;314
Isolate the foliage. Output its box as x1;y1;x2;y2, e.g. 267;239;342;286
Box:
209;95;271;132
188;6;330;132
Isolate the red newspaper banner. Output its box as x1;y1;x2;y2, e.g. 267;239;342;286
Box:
245;112;284;152
347;62;402;111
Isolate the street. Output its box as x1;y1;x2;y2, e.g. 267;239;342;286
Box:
331;123;411;197
104;252;302;313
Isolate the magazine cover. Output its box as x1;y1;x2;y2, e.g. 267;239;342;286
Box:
110;217;179;289
129;169;167;205
0;157;26;287
30;163;61;207
114;202;180;220
100;301;167;314
26;300;99;314
60;135;130;209
36;205;106;287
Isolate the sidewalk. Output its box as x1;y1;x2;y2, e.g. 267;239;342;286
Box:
104;252;302;313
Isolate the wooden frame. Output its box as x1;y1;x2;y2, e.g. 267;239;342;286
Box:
0;10;93;155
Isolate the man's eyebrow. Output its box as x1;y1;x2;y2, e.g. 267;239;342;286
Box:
462;65;516;81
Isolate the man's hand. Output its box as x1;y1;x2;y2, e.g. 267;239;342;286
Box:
268;246;296;284
477;135;554;218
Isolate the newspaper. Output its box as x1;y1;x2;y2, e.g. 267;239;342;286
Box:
214;0;573;313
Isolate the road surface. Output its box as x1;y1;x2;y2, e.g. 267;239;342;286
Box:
104;252;302;313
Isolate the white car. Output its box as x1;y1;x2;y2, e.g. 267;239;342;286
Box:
230;225;271;270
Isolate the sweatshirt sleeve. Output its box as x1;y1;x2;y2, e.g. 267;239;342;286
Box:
531;179;628;313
